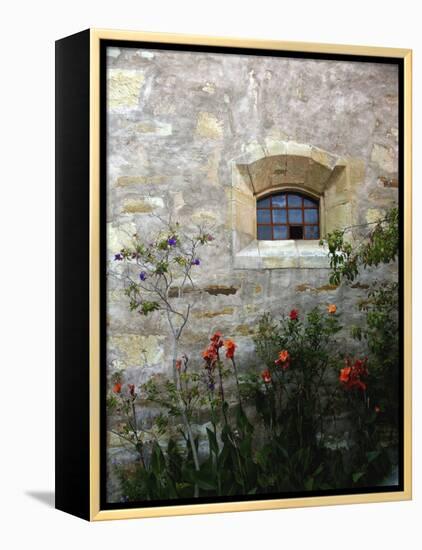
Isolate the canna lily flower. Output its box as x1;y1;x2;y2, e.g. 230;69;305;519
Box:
339;357;368;391
279;350;290;363
224;339;237;359
210;332;224;348
339;366;351;384
261;369;272;384
202;345;218;366
327;304;337;314
275;349;290;370
175;359;182;371
112;382;122;394
289;309;299;321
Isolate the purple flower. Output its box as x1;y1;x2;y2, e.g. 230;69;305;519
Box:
167;237;177;247
114;253;123;261
191;258;201;266
208;382;215;391
139;271;147;281
207;234;214;242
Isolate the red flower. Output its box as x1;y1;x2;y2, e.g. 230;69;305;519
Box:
224;339;237;359
202;345;218;366
175;359;182;371
128;384;135;397
261;369;272;384
112;382;122;394
203;331;226;367
289;309;299;321
275;349;290;370
210;332;224;348
339;357;368;391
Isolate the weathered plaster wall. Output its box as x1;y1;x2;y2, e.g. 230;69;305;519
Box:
105;46;399;491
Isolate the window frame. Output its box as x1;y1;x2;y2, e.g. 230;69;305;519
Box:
256;192;320;241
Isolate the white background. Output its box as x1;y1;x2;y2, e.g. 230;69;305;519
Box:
0;0;420;548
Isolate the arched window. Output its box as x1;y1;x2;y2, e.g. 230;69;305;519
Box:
257;192;320;240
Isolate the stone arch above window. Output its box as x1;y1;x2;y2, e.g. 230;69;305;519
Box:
230;140;363;269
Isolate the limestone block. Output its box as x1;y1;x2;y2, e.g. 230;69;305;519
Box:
325;202;353;233
366;208;385;224
107;221;137;252
116;176;167;187
195;112;224;139
134;121;172;136
107;69;145;109
108;334;165;367
193;307;235;319
122;197;164;214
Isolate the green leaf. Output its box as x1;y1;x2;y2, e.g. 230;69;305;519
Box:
366;450;381;463
192;470;217;491
206;428;219;456
150;443;166;477
304;477;314;491
352;472;365;483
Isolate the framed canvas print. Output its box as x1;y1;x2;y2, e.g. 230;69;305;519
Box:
55;29;412;521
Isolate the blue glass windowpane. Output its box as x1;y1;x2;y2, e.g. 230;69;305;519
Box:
272;194;286;207
304;197;317;207
272;209;287;223
274;226;288;239
257;210;271;224
304;225;319;239
257;225;272;240
257;197;270;207
288;209;303;223
304;209;318;223
287;194;302;207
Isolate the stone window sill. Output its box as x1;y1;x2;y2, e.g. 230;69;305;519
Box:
234;240;330;270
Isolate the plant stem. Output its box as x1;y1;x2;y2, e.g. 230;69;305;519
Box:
172;338;200;497
231;357;242;407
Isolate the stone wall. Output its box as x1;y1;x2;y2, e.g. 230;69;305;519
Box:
105;46;399;494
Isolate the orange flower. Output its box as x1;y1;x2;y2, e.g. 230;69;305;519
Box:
210;331;224;348
327;304;337;314
279;350;290;363
202;345;217;365
175;359;182;371
112;382;122;394
339;366;352;384
275;349;290;370
224;339;237;359
339;358;368;391
261;369;272;384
